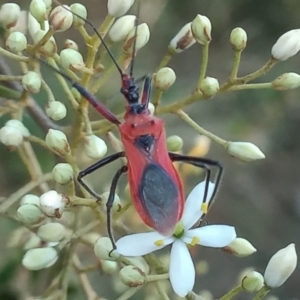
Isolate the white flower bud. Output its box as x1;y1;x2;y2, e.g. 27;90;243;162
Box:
191;14;212;45
45;129;70;154
64;39;78;51
49;5;73;32
147;102;155;116
119;265;145;287
169;22;196;53
199;76;219;96
60;48;85;71
0;3;21;29
39;190;68;218
223;238;257;257
22;247;58;270
37;223;66;242
226;141;265;162
6;31;27;53
45;101;67;120
101;260;118;274
264;243;297;288
70;3;87;28
0;125;23;147
24;234;42;250
17;204;44;224
108;15;136;43
242;271;264;292
100;192;121;213
94;237;119;261
33;29;57;57
123;23;150;55
271;29;300;61
21;194;40;206
154;67;176;91
272;72;300;90
107;0;134;17
52;163;73;184
5;119;30;138
167;135;183;152
22;71;42;93
28;12;44;38
230;27;247;51
43;0;52;9
83;135;107;159
29;0;47;22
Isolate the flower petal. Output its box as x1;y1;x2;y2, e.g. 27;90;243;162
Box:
169;240;195;297
186;225;236;247
182;181;215;230
116;231;174;256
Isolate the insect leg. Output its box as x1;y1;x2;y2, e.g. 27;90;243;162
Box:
78;151;125;200
169;152;223;211
106;165;128;251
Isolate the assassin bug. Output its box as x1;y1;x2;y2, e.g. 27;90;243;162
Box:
43;3;223;249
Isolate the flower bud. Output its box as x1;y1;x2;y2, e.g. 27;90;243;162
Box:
17;204;44;224
40;190;68;218
64;39;78;50
94;237;119;261
22;247;58;270
119;265;145;287
271;29;300;61
24;234;42;250
45;129;70;154
0;3;21;29
100;192;121;213
6;31;27;53
21;194;40;206
101;260;118;274
0;125;23;148
264;243;297;288
108;15;136;43
37;223;66;242
272;72;300;90
33;29;57;57
22;71;42;93
45;101;67;120
107;0;134;17
70;3;87;28
226;141;265;162
123;23;150;55
83;135;107;159
29;0;47;22
28;12;44;38
242;271;264;292
191;14;212;45
5;119;30;138
167;135;183;152
147;102;155;116
52;163;73;184
60;48;85;71
224;238;257;257
230;27;247;51
199;76;219;96
49;5;73;32
154;67;176;91
169;22;196;53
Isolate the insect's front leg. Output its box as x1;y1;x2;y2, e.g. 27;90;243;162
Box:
169;152;223;212
77;151;125;201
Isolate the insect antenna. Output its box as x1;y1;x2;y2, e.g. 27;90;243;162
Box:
53;0;124;76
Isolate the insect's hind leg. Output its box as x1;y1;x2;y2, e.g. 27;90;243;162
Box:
169;152;223;213
77;151;125;200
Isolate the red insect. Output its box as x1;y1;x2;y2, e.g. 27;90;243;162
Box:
44;6;223;249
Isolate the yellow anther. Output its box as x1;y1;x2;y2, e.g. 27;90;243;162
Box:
154;239;164;247
201;203;208;214
190;236;200;246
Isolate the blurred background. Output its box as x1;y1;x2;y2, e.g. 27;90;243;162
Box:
0;0;300;299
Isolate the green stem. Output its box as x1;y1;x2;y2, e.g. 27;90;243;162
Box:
229;82;272;91
252;286;270;300
230;50;242;80
0;84;21;100
219;285;243;300
197;42;210;89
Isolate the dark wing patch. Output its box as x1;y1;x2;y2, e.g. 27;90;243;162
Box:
139;163;179;234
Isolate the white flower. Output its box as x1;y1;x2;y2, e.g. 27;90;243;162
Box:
116;181;236;297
